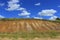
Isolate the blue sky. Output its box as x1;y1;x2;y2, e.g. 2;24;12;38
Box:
0;0;60;20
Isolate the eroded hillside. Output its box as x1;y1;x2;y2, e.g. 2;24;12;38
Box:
0;19;60;33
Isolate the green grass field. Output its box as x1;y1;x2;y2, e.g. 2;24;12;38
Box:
0;31;60;39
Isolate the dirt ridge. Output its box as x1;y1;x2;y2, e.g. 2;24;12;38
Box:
0;19;60;33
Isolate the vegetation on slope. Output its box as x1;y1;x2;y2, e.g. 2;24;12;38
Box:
0;18;60;23
0;31;60;38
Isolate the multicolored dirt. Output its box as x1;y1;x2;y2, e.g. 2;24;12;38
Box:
0;19;60;33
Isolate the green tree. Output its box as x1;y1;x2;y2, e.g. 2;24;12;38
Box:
56;18;60;20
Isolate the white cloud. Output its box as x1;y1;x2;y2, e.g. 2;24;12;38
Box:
18;10;30;16
0;15;5;18
38;9;57;16
35;3;40;6
17;7;25;11
6;4;20;11
33;17;43;19
6;0;31;17
9;0;19;3
6;0;20;11
6;0;25;11
49;16;58;20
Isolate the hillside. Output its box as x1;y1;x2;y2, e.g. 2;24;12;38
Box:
0;19;60;33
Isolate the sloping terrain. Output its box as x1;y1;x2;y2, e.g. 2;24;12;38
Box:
0;19;60;33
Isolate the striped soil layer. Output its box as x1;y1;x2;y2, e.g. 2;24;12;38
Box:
0;19;60;33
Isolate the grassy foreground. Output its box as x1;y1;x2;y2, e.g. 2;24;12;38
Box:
0;31;60;39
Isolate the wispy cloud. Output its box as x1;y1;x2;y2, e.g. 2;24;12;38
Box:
38;9;57;16
0;15;5;18
18;10;30;16
25;16;30;18
58;6;60;7
35;3;40;6
49;16;58;20
0;3;4;6
33;17;43;19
